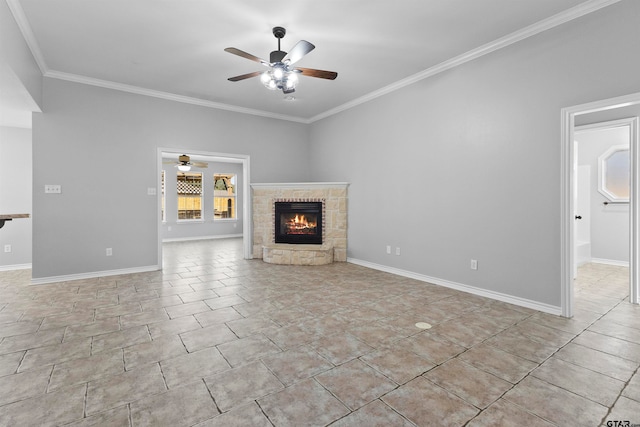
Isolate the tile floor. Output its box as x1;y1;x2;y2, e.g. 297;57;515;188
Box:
0;238;639;426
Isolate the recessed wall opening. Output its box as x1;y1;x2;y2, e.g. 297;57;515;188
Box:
157;148;252;268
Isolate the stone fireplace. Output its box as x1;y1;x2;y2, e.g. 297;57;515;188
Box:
251;182;348;265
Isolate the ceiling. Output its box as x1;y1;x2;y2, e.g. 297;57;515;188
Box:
3;0;615;125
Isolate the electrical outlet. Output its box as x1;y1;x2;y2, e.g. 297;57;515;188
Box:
106;248;113;256
386;245;391;254
395;247;401;256
147;187;157;195
44;185;62;194
470;259;478;270
4;244;11;253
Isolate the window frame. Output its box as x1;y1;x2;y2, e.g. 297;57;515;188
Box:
213;173;237;221
598;144;630;202
161;170;166;223
177;171;204;221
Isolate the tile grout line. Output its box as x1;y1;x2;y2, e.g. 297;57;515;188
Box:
595;296;640;427
469;296;626;426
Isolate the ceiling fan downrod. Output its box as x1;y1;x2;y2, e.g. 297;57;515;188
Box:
271;27;287;63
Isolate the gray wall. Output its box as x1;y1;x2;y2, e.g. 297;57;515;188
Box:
308;0;640;307
32;78;310;278
161;159;244;240
0;126;32;268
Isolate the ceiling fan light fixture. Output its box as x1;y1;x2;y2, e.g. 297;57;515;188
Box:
273;66;285;80
177;154;192;171
285;72;298;89
261;68;298;92
261;71;278;90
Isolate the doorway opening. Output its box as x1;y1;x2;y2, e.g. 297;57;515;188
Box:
156;148;251;270
561;92;640;317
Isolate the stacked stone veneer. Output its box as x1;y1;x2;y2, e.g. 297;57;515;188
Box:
251;183;348;263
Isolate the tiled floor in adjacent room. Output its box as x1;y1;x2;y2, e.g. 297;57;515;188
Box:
0;238;639;426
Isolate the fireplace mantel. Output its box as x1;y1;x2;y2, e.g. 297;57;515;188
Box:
251;182;348;263
251;182;349;190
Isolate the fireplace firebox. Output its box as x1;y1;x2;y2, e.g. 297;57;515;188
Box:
274;201;323;244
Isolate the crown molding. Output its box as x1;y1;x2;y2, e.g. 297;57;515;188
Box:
8;0;621;124
5;0;48;74
308;0;622;123
43;70;309;124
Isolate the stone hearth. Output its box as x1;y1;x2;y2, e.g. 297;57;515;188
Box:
262;243;334;265
251;182;348;264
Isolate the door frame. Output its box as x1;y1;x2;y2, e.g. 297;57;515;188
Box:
561;92;640;317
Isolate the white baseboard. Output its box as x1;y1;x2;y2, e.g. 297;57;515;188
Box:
591;258;629;267
347;258;562;316
0;263;32;272
30;265;161;285
162;234;242;243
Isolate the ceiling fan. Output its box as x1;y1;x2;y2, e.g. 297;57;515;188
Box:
163;154;207;172
225;26;338;94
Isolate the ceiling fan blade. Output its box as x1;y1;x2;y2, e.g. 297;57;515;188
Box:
228;71;262;82
296;67;338;80
282;40;315;66
192;162;208;168
224;48;269;66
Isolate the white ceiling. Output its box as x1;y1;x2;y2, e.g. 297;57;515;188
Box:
3;0;617;125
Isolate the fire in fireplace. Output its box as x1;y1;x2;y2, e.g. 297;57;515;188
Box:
274;201;323;244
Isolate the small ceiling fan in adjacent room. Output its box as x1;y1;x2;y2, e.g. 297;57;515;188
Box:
225;26;338;94
163;154;207;172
